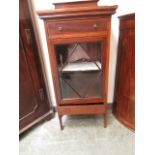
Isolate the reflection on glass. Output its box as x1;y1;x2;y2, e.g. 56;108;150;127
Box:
55;42;102;99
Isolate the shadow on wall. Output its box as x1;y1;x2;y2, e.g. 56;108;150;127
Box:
108;29;119;103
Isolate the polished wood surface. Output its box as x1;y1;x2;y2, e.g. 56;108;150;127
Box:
37;5;118;19
57;104;105;115
46;17;108;37
38;0;117;129
19;0;53;134
113;13;135;131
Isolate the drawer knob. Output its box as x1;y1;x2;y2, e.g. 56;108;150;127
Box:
58;26;62;32
93;24;98;29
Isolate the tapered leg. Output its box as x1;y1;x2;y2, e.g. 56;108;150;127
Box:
58;115;63;130
104;113;107;128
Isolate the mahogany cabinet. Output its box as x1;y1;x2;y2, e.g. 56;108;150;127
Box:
113;13;135;131
19;0;54;134
37;0;117;129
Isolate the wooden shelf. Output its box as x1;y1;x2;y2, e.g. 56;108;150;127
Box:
60;61;101;72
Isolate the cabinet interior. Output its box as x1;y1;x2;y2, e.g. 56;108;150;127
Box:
54;42;103;99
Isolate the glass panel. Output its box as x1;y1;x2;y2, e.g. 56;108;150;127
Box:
55;42;102;99
59;76;79;99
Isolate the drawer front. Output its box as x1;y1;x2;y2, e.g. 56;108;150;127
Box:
46;17;108;38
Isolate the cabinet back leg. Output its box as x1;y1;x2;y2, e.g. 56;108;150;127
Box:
58;115;63;130
104;113;107;128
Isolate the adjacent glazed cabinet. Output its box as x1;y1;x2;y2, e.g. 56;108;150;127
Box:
37;0;117;129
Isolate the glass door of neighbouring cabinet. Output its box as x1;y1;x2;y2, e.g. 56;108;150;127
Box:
54;41;103;101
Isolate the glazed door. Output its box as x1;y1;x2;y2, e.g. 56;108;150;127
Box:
49;38;106;106
19;0;53;134
55;42;102;99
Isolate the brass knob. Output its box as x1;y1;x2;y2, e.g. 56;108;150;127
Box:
93;24;98;29
58;26;62;32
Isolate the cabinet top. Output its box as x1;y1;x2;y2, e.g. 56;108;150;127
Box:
37;5;118;19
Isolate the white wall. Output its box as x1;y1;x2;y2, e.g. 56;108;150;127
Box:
30;0;135;105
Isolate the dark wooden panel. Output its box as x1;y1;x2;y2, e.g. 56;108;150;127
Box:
19;0;53;134
113;13;135;131
120;18;135;30
19;37;38;120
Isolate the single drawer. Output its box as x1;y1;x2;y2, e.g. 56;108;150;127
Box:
46;17;108;38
